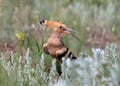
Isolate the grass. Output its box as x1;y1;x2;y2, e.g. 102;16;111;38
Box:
0;44;120;86
0;0;120;86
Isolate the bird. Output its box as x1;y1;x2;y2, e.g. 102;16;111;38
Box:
39;19;79;61
39;19;79;75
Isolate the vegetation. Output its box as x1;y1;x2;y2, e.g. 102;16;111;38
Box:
0;0;120;86
0;44;120;86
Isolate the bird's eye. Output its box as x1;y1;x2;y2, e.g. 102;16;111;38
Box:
59;26;62;29
58;26;66;31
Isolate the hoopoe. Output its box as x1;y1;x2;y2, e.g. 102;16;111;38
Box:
39;19;79;62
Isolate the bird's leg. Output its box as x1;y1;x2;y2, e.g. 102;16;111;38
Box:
43;43;49;54
55;47;67;75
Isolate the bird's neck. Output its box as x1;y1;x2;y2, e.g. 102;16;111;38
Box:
51;33;62;38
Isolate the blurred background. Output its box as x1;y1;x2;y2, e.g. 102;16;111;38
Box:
0;0;120;57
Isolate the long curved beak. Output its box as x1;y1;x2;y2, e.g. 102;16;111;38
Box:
65;28;82;42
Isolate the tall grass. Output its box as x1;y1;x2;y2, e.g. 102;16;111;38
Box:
0;43;120;86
